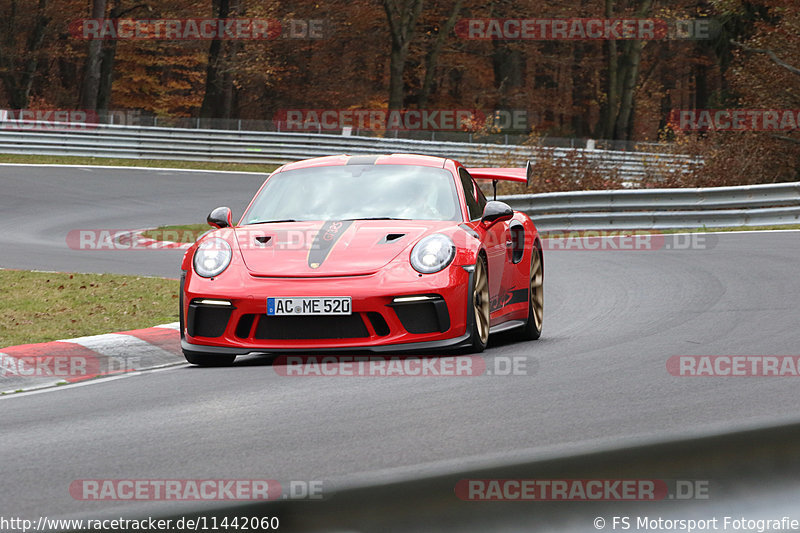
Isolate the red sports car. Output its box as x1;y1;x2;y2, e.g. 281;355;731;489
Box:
180;154;543;365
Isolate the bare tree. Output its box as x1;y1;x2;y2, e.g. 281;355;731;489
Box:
730;39;800;76
731;39;800;147
597;0;652;141
200;0;242;120
79;0;107;110
383;0;424;110
97;2;150;114
0;0;51;109
419;0;462;108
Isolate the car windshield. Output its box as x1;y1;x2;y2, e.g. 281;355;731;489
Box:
243;164;462;223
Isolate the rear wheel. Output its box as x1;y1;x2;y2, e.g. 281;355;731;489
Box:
468;255;490;353
516;245;543;341
183;350;236;366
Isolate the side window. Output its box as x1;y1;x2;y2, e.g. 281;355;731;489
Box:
475;177;488;212
458;168;484;220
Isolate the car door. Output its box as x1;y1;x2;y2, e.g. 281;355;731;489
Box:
458;168;509;317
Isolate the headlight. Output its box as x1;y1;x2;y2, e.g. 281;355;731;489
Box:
410;234;456;274
193;238;232;278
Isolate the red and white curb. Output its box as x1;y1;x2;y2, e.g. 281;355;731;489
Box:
0;323;184;394
115;229;193;250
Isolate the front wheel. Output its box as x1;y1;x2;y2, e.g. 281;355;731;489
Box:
515;245;543;341
183;350;236;366
467;255;490;353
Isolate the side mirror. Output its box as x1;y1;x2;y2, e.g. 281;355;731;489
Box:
481;201;514;226
207;206;232;229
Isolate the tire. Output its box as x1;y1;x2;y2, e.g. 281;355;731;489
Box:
467;255;490;353
515;244;543;341
183;350;236;366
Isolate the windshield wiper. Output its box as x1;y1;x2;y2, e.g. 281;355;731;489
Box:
248;219;298;224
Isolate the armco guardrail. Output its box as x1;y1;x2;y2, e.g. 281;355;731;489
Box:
127;419;800;532
0;120;698;183
2;120;794;231
500;181;800;231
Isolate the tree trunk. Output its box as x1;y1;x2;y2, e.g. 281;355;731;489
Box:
19;0;49;105
79;0;107;110
97;2;149;114
657;44;675;135
598;0;618;140
97;39;117;114
614;39;644;140
419;0;462;108
388;46;407;110
596;0;651;141
492;45;524;107
383;0;424;110
0;0;50;109
571;42;590;137
200;0;240;120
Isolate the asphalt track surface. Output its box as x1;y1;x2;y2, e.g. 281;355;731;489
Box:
2;165;800;524
0;165;267;277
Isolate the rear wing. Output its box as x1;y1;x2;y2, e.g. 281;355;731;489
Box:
466;161;533;199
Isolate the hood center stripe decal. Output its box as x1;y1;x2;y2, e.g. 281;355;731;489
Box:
307;220;354;269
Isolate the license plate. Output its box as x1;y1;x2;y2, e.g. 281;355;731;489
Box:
267;297;351;316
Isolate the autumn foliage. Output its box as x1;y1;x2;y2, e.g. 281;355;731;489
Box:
0;0;799;188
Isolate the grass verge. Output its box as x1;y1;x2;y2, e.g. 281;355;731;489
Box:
140;223;209;242
0;270;179;348
0;154;278;174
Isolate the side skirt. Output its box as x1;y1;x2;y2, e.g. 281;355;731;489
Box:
489;320;526;335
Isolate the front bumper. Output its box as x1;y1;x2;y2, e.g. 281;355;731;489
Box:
181;264;474;355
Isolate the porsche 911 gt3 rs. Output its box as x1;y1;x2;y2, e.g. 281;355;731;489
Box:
180;154;543;365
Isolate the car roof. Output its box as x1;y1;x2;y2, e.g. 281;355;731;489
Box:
277;154;449;172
